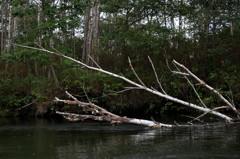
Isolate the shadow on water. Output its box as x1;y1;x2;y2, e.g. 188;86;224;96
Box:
0;117;240;159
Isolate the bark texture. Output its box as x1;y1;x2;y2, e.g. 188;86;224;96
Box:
82;0;100;66
55;91;173;128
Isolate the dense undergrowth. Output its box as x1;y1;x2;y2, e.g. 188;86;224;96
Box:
0;56;239;117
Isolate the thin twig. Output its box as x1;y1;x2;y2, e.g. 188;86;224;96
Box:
226;87;235;107
17;99;38;110
181;114;204;123
189;106;229;123
185;77;207;108
166;58;174;73
148;56;167;94
92;88;134;100
88;55;102;69
82;86;92;104
51;46;62;54
173;60;239;116
124;87;144;90
172;61;207;108
171;71;189;76
151;117;160;125
66;91;81;103
128;57;146;87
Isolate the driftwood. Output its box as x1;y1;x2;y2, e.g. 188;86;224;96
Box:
55;91;173;128
14;44;240;127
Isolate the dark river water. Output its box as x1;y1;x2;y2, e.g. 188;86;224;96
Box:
0;117;240;159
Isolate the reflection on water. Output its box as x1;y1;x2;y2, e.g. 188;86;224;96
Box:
0;117;240;159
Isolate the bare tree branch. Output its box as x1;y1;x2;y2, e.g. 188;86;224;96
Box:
128;57;146;87
17;99;38;110
188;106;230;124
88;55;102;69
172;61;207;108
172;60;239;116
185;76;207;108
148;56;167;95
13;44;235;122
181;115;204;123
171;71;190;76
92;88;137;100
82;86;92;104
55;92;173;127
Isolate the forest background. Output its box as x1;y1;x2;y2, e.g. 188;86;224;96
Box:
0;0;239;117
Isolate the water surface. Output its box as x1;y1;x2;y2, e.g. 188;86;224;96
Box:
0;117;239;159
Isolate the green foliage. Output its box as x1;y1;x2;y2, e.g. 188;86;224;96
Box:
221;60;238;86
1;0;240;116
0;77;32;115
0;109;10;117
62;59;76;67
1;49;51;65
125;24;170;51
0;74;56;116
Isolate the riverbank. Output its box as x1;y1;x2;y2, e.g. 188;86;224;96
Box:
1;64;239;119
0;66;184;117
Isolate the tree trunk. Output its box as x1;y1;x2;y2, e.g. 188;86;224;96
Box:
7;4;12;48
82;0;100;66
12;16;18;50
91;0;100;65
37;2;42;45
178;0;183;33
82;7;91;64
60;0;67;44
72;29;76;58
0;1;4;54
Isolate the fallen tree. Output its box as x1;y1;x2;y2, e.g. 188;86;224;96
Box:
14;44;240;127
54;91;173;127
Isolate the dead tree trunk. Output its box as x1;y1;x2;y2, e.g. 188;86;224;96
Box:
55;91;173;128
13;44;240;127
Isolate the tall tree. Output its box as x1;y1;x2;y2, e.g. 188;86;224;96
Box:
0;0;10;54
82;0;100;66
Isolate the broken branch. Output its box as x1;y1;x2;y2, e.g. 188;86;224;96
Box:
55;92;173;128
173;60;239;116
